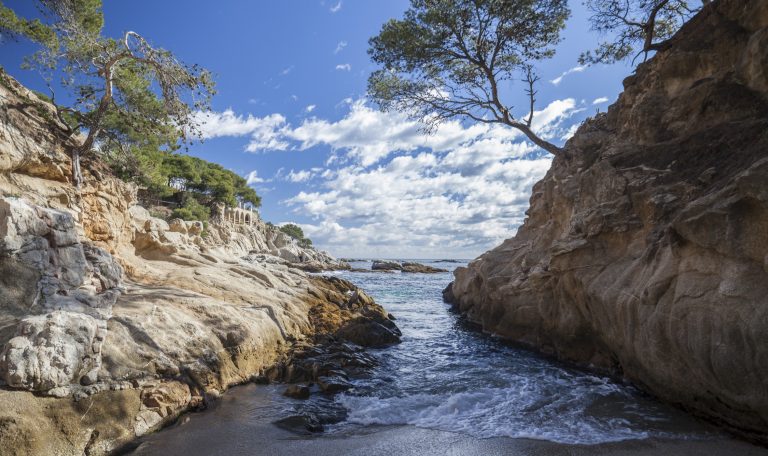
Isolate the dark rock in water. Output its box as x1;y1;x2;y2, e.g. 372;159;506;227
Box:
317;376;352;394
336;317;402;347
371;260;447;273
273;414;324;434
442;282;455;303
283;385;311;399
401;262;448;273
371;260;403;271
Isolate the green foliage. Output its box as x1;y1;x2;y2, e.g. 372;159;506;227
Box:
1;0;215;185
279;223;313;248
279;223;305;240
580;0;701;65
171;194;210;221
0;2;58;49
367;0;569;155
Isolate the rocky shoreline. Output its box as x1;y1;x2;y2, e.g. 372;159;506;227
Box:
0;72;399;455
445;0;768;444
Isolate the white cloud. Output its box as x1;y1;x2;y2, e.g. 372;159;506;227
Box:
286;169;313;182
530;98;584;140
305;104;316;113
334;41;347;54
335;63;351;71
550;65;586;86
330;1;342;12
280;66;294;76
286;152;554;258
198;98;587;257
560;124;580;141
245;170;266;184
192;110;289;151
592;96;610;105
281;99;582;257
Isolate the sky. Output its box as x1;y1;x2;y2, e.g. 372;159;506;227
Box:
0;0;635;259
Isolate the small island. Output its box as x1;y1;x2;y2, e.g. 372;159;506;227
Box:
371;260;448;274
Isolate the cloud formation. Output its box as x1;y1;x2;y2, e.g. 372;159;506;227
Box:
193;110;290;152
335;63;351;71
197;98;586;257
334;41;347;54
245;170;266;184
550;65;586;86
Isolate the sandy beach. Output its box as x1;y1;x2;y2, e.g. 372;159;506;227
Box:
128;384;768;456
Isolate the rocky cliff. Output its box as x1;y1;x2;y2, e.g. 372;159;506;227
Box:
446;0;768;443
0;70;395;455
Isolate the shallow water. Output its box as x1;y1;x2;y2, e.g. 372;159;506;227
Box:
133;260;729;454
321;261;718;444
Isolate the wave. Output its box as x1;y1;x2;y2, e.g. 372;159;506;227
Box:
335;384;711;445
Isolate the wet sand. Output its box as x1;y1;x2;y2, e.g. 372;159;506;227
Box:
129;384;768;456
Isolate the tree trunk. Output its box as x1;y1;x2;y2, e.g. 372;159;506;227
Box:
510;122;563;156
71;148;83;187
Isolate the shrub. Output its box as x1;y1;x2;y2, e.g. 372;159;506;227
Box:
172;197;210;221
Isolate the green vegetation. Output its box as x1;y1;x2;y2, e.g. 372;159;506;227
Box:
0;2;58;50
2;1;260;223
367;0;569;156
112;150;261;217
279;223;313;248
171;195;210;221
580;0;702;65
1;0;215;186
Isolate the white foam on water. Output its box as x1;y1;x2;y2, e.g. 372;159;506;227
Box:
336;378;700;445
324;266;718;445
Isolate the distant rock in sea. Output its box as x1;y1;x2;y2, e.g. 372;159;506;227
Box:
371;260;448;273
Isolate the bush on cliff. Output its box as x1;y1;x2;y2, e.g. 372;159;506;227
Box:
279;223;313;248
171;195;211;222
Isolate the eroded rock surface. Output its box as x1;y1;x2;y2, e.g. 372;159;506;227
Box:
0;70;395;455
446;0;768;442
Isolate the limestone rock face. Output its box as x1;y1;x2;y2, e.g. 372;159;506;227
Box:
1;311;103;391
446;0;768;441
0;198;121;392
0;69;392;454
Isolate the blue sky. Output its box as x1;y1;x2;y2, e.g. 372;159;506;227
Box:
0;0;634;259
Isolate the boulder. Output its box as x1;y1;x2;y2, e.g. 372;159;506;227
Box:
371;260;402;271
1;311;104;391
336;317;402;348
283;384;311;399
372;260;447;273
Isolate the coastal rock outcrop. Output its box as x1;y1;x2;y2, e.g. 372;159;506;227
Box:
371;260;448;273
0;70;396;455
446;0;768;442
